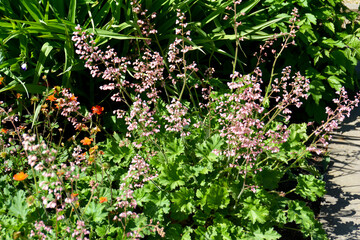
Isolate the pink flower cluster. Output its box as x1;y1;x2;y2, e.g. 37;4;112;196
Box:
167;9;198;84
68;220;90;240
212;63;313;173
213;74;274;169
19;133;92;234
164;99;191;136
266;66;310;122
29;221;53;240
307;87;360;154
131;49;164;101
72;26;130;87
123;97;160;138
113;154;158;234
254;8;299;65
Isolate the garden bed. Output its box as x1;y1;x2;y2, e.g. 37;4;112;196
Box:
0;0;360;239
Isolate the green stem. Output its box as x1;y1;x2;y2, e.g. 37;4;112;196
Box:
81;189;94;219
232;1;239;78
178;77;187;101
285;188;296;195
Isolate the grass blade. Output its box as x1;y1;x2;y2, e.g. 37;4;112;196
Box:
19;0;44;22
33;42;54;84
68;0;77;23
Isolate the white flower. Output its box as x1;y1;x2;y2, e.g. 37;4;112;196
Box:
21;62;27;71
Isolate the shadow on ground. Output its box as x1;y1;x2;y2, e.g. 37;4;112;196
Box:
320;150;360;240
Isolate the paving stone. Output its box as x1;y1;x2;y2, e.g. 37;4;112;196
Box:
319;107;360;239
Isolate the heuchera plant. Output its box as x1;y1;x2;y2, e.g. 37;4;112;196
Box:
0;1;358;239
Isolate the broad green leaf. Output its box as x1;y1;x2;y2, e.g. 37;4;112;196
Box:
305;13;317;25
298;25;318;44
165;138;184;161
195;134;223;162
286;123;308;150
327;76;344;91
85;201;107;222
323;65;344;76
193;210;208;226
171;187;195;215
308;78;326;105
166;224;184;239
181;227;194;240
321;39;346;48
287;200;315;230
143;191;170;221
9;190;28;221
205;183;230;210
295;174;326;201
96;226;107;237
255;168;283;190
243;197;269;224
159;164;186;190
252;227;281;240
324;22;335;34
287;200;326;237
330;49;357;73
245;206;269;224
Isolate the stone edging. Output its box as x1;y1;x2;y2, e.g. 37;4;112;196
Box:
343;3;360;11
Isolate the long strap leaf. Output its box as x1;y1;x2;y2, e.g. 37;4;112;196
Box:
33;42;54;85
19;0;44;22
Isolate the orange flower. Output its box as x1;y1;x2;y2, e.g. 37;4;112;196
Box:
99;197;108;203
1;128;8;134
69;95;77;102
57;170;65;176
13;172;28;181
46;94;57;102
71;193;79;199
91;105;104;115
16;93;22;99
80;137;93;145
0;76;4;85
